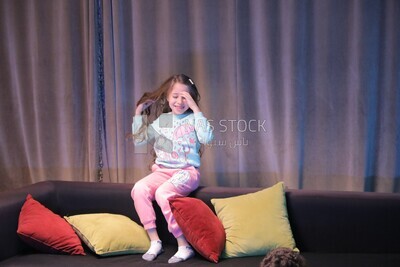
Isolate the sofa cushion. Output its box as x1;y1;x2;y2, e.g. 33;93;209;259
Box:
211;182;297;258
17;194;85;255
170;197;225;263
64;213;150;257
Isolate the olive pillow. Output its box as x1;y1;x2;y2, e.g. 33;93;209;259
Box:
64;213;150;257
211;182;298;258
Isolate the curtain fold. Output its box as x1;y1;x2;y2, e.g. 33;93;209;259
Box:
97;0;400;191
0;0;399;192
0;0;98;190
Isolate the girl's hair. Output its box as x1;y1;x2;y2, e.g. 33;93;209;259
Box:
133;74;202;167
134;74;200;140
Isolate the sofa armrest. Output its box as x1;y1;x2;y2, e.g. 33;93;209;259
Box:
286;190;400;253
0;181;56;261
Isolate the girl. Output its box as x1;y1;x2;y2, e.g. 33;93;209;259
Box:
131;74;214;263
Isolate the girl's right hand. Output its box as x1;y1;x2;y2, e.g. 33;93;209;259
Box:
135;100;155;115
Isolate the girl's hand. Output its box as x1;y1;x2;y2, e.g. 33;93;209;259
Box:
180;92;200;113
135;100;154;115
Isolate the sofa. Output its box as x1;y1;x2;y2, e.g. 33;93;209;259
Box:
1;180;400;267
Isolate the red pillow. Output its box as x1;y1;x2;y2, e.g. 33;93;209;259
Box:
17;194;85;255
170;197;225;263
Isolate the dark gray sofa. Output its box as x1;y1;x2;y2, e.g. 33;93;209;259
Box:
1;180;400;266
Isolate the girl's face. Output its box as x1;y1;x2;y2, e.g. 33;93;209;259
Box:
168;82;190;115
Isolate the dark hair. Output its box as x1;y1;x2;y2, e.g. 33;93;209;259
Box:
260;248;307;267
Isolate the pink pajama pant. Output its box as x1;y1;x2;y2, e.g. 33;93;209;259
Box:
131;164;200;238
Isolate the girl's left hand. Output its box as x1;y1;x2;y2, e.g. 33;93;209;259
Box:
180;91;200;113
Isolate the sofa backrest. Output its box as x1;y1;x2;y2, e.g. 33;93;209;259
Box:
0;181;57;261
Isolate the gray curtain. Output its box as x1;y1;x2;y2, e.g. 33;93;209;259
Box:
1;0;399;193
0;0;98;190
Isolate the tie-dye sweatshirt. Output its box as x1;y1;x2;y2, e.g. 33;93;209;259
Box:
132;112;213;168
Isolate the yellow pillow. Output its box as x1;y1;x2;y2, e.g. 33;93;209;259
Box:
64;213;150;256
211;182;298;258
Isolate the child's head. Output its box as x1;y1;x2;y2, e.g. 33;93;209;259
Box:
260;248;306;267
133;74;204;167
137;74;200;118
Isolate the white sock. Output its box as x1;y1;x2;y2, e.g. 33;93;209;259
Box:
142;240;163;261
168;245;195;264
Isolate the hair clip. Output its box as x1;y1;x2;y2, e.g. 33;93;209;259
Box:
188;78;194;85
